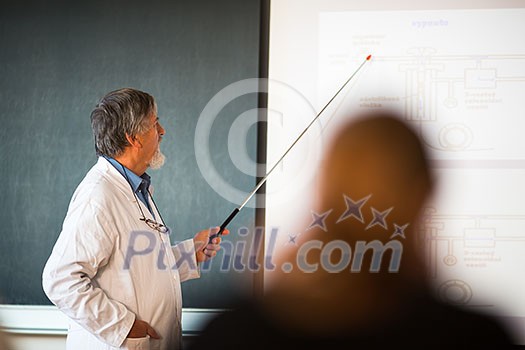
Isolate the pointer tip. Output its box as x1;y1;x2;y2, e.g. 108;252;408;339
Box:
366;54;372;60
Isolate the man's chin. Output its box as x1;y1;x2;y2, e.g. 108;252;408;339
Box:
149;150;166;170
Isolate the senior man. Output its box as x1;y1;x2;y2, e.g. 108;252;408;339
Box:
43;88;227;350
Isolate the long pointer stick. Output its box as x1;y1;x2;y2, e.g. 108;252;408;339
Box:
209;54;372;241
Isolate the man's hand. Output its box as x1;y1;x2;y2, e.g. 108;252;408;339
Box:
127;319;160;339
193;226;230;263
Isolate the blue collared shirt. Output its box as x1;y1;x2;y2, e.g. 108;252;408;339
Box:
105;157;154;217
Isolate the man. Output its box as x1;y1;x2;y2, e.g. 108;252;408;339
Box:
189;111;515;349
43;88;227;350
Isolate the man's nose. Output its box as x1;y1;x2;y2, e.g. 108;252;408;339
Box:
157;122;166;136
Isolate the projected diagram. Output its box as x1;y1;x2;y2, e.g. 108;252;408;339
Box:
419;208;525;310
318;9;525;315
318;9;525;161
378;51;524;156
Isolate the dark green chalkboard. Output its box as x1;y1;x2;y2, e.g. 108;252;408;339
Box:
0;0;262;308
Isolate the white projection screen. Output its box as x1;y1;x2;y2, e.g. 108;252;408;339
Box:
265;0;525;343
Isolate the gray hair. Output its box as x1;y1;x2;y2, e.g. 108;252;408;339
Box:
90;88;157;157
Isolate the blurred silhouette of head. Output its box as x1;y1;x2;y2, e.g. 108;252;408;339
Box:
267;110;436;334
318;110;434;275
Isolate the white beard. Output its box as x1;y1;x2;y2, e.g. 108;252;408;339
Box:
149;148;166;170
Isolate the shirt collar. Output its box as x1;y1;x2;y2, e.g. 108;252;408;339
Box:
104;156;151;193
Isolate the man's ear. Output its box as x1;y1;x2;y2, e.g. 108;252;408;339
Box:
125;133;142;148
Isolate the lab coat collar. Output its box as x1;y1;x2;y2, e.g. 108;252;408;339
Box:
96;157;163;224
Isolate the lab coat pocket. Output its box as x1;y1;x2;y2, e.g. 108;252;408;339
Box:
150;338;160;350
119;335;150;350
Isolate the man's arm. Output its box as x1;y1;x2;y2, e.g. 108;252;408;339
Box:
171;227;228;282
42;201;135;348
171;238;201;282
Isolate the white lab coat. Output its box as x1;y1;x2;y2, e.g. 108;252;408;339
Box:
42;157;200;350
